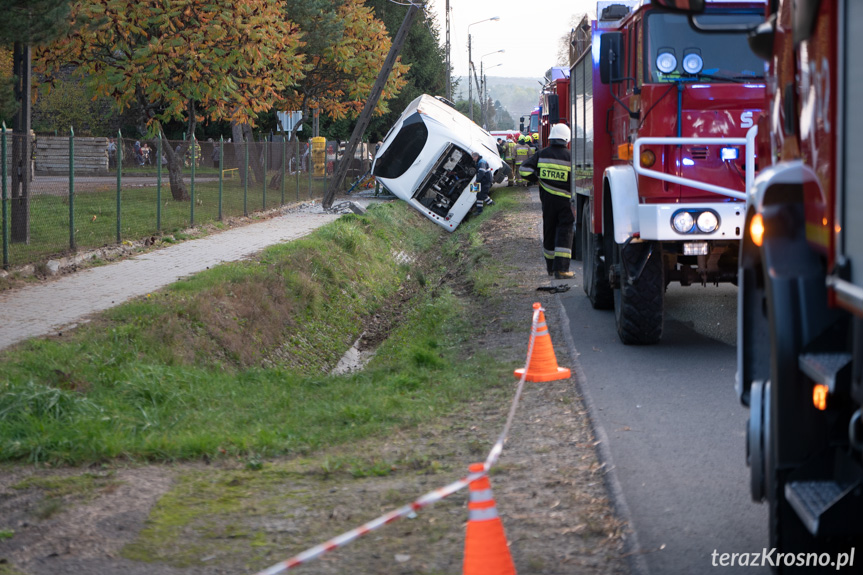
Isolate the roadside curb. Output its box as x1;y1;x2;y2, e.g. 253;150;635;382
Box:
556;295;651;575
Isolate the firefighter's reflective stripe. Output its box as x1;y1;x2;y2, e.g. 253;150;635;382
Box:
555;246;572;259
537;159;571;198
506;141;517;160
543;248;555;260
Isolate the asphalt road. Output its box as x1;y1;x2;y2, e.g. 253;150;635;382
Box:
558;274;770;575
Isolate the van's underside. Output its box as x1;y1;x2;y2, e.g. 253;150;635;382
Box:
413;143;477;219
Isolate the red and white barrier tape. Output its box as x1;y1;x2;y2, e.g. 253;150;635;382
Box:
254;305;543;574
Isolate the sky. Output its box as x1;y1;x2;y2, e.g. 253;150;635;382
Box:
426;0;597;80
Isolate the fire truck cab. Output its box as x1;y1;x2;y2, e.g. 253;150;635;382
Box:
736;0;863;564
573;0;766;344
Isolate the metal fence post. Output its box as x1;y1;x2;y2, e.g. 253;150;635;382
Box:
295;137;300;202
1;123;7;269
281;136;285;206
262;138;267;211
190;134;196;226
116;129;122;243
244;137;249;217
157;132;162;232
308;141;312;199
218;135;224;221
69;126;75;252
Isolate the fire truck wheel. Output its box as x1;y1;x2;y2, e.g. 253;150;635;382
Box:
613;240;664;345
747;379;767;502
582;205;613;309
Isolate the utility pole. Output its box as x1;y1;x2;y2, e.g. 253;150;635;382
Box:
445;0;450;100
468;34;472;121
323;2;422;209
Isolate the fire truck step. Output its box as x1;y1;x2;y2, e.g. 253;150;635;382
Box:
785;480;857;536
799;352;852;393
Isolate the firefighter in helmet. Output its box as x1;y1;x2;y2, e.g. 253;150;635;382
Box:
514;135;532;186
518;123;574;279
531;132;541;152
505;136;518;184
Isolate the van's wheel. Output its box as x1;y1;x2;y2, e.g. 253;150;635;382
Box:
582;204;613;309
613;240;664;345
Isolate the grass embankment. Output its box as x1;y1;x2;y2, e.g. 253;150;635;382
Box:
0;194;518;466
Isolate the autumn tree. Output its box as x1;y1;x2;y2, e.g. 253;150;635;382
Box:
36;0;304;200
277;0;408;147
361;0;447;142
0;48;14;125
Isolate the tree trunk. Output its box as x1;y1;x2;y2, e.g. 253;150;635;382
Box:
10;42;31;244
230;121;251;188
161;138;189;201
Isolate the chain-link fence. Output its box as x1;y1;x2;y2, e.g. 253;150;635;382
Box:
1;128;375;270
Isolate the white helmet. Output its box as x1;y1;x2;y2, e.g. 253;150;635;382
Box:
549;123;570;142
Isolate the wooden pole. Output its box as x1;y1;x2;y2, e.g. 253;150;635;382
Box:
322;2;422;209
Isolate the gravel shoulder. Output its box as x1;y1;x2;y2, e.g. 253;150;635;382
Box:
0;189;631;575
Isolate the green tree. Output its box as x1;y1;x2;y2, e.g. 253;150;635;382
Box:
36;0;304;200
0;0;73;244
0;1;73;123
33;75;115;135
279;0;407;143
454;98;480;122
358;0;447;142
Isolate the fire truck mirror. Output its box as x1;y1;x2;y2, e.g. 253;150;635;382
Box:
747;16;776;62
519;118;525;132
599;32;623;85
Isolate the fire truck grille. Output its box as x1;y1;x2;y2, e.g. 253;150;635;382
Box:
688;146;710;160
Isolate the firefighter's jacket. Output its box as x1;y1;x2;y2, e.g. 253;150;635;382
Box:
506;140;517;162
514;143;531;166
518;143;572;198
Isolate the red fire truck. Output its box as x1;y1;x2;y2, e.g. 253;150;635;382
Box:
538;67;571;148
734;0;863;562
571;0;766;344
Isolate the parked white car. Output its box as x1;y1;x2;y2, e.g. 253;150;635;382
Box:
372;94;509;232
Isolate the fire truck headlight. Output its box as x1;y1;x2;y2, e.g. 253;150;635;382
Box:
672;211;695;233
682;52;704;75
720;147;739;161
696;210;720;233
656;51;677;74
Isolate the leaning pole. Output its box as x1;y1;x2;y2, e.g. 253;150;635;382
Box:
322;1;422;209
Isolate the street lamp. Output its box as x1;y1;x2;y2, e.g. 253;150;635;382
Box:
468;16;500;122
482;63;503;128
479;50;504;127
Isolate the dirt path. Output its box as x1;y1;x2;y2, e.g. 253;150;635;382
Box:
0;190;631;575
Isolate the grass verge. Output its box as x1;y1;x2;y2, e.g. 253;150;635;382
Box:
0;195;515;466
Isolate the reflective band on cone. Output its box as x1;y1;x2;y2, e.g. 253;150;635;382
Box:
463;463;517;575
514;302;571;382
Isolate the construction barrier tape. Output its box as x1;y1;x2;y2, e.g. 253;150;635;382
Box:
253;306;543;574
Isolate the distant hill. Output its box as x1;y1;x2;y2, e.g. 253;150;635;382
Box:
453;75;544;131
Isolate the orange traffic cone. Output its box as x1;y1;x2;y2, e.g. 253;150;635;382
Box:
514;302;571;382
463;463;517;575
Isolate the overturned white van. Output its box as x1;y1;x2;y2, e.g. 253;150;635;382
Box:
372;94;509;232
